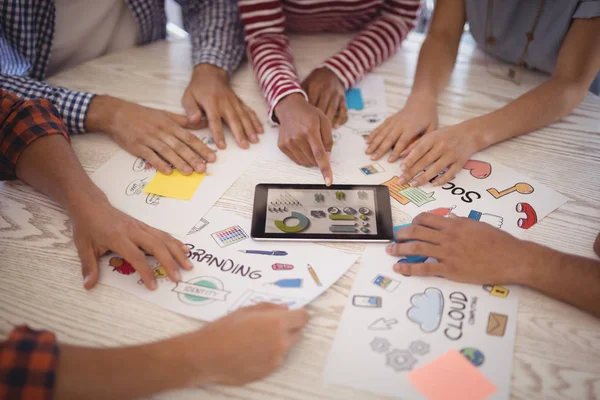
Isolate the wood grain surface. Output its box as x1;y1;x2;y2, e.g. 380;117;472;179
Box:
1;33;599;400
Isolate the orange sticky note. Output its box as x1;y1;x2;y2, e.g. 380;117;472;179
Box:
143;170;205;200
408;349;498;400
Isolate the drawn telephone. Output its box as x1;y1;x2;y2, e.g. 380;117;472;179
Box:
487;182;533;199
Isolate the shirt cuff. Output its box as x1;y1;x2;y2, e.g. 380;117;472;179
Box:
268;88;308;125
59;91;94;135
321;61;352;90
0;326;60;400
192;48;239;76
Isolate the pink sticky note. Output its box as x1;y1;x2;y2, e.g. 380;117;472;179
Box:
408;349;498;400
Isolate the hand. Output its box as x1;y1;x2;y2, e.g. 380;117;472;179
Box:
275;93;334;186
69;195;193;291
385;213;537;284
396;122;483;187
186;303;310;386
301;67;348;128
365;96;438;162
182;63;264;150
86;95;216;175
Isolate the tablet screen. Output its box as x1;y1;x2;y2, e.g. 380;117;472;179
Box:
251;184;393;242
265;188;378;235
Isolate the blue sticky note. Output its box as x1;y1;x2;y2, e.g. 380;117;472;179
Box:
393;223;427;264
346;88;364;110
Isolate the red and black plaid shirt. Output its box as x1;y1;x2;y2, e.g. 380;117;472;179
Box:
0;326;59;400
1;88;70;181
1;88;65;397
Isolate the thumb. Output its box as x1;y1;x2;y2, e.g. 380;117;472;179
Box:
180;90;207;129
78;245;100;290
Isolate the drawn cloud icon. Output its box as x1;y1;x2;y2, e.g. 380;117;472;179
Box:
407;288;444;333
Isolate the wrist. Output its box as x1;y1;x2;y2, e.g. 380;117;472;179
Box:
193;63;228;83
85;95;121;132
512;241;558;287
64;188;109;218
274;93;306;121
407;88;437;106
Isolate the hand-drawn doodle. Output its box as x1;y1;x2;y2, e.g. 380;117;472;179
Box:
145;193;161;206
382;176;411;205
486;312;508;337
125;178;147;196
440;182;482;203
407;288;444;333
307;264;322;286
483;284;509;298
368;318;399;330
173;276;230;306
370;337;391;353
137;265;169;285
399;187;436;207
228;290;305;311
386;349;418;372
353;295;382;308
272;263;294;271
211;225;249;247
460;348;485;367
267;278;303;288
516;202;537;229
372;274;400;292
187;217;209;235
360;163;385;175
462;160;492;179
310;210;326;218
487;182;534;199
132;157;153;172
408;341;430;356
428;205;456;217
200;135;219;152
467;210;504;228
109;257;136;275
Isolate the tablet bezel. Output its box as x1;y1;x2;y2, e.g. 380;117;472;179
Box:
251;183;393;242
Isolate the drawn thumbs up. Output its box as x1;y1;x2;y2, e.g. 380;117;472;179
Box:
468;210;504;228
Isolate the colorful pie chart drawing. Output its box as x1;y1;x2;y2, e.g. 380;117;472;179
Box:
274;211;310;233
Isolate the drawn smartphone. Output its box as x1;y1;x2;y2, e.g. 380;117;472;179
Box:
353;295;382;308
372;275;400;292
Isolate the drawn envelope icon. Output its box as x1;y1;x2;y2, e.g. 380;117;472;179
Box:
486;312;508;337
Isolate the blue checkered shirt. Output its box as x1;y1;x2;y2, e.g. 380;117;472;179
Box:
0;0;245;134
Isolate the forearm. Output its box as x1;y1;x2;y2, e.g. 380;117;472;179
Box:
15;134;107;213
518;242;600;318
408;32;459;102
55;337;202;400
472;76;588;148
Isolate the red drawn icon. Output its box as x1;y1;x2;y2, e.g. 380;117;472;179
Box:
516;202;537;229
109;257;136;275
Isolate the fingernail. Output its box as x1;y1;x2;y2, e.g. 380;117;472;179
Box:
432;181;440;187
409;180;418;187
83;275;90;287
185;259;194;269
149;280;158;290
182;244;190;253
183;166;193;175
370;155;376;160
399;165;406;172
386;244;394;253
388;156;396;163
325;176;332;187
194;163;205;172
397;176;406;185
162;168;172;175
173;269;182;281
218;141;226;148
393;264;402;272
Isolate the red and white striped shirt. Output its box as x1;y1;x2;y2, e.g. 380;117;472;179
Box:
239;0;421;121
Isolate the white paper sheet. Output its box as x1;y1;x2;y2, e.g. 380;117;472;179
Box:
337;153;569;237
90;133;258;237
323;245;519;399
98;208;358;322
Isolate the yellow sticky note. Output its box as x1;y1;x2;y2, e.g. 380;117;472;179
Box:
143;170;205;200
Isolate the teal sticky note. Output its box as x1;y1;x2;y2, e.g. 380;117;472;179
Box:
346;88;364;110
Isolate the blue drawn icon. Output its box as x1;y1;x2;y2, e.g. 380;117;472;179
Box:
407;288;444;333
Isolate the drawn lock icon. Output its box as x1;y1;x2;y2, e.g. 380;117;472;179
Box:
483;284;509;298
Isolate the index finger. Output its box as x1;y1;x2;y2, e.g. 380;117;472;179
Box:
203;103;226;149
282;308;310;331
311;119;333;186
412;212;451;230
118;241;157;290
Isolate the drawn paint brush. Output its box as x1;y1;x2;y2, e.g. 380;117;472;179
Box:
238;250;288;256
307;264;322;286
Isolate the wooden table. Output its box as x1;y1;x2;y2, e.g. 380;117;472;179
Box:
1;33;599;399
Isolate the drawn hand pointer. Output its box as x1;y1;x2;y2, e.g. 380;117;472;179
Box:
487;182;534;199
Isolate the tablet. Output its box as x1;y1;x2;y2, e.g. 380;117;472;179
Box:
251;184;394;242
